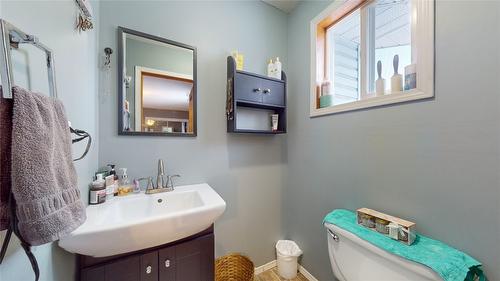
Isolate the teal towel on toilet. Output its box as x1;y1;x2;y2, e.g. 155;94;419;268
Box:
323;209;485;281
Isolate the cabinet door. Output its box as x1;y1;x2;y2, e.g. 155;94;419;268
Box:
176;234;214;281
234;73;263;103
81;265;105;281
175;236;202;281
159;246;176;281
141;251;159;281
261;79;285;106
199;234;215;280
104;255;141;281
97;253;158;281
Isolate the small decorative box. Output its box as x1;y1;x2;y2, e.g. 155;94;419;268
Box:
356;208;416;245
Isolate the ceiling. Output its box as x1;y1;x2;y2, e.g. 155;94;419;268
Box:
262;0;300;14
142;76;192;111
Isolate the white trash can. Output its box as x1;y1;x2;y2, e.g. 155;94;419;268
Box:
276;240;303;279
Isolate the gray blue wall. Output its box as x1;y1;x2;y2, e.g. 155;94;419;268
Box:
0;1;100;280
1;1;499;281
285;1;500;280
98;0;288;267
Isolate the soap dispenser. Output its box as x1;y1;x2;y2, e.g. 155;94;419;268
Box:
118;168;132;196
108;164;118;180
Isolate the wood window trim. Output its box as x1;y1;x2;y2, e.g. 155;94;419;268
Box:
315;0;371;103
310;0;435;117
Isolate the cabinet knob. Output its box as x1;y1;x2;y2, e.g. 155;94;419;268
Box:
253;88;262;93
165;259;171;268
263;89;271;94
146;265;152;274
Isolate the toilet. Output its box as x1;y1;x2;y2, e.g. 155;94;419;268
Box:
325;223;443;281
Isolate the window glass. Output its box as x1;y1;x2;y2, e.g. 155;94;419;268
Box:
326;9;361;105
370;0;412;91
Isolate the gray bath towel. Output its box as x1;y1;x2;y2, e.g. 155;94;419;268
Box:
11;86;86;246
0;86;13;231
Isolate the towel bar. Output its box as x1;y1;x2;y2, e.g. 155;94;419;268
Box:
0;19;57;99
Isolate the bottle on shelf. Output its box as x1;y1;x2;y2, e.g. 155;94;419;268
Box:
274;57;282;79
267;59;274;78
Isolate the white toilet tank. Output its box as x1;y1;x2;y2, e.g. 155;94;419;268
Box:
325;223;443;281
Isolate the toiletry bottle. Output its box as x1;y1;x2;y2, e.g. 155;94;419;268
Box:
271;114;279;131
274;57;282;79
89;174;106;205
108;164;119;196
108;164;118;180
231;51;244;70
118;168;132;196
237;53;244;70
105;174;116;200
133;179;141;194
321;79;331;96
404;63;416;90
267;59;274;77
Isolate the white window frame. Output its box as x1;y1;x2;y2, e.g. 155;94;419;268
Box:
310;0;434;117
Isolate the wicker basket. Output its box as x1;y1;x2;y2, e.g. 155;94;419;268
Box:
215;253;254;281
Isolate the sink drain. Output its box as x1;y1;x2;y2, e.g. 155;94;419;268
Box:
157;199;163;203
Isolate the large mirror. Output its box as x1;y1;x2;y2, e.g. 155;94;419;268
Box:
118;27;197;136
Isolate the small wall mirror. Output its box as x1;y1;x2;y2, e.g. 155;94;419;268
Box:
118;27;197;136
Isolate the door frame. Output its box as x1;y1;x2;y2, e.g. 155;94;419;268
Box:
134;66;193;132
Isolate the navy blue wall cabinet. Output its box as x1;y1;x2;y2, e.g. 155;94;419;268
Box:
226;56;287;134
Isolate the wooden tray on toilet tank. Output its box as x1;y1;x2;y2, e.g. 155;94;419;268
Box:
356;208;416;245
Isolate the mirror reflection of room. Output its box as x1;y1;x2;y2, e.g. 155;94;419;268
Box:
122;32;194;134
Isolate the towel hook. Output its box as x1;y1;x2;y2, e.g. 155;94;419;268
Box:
104;47;113;67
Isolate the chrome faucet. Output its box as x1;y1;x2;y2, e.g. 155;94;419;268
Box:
156;159;166;189
138;159;180;194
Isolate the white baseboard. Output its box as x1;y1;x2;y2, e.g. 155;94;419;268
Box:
254;260;319;281
254;260;277;275
299;265;319;281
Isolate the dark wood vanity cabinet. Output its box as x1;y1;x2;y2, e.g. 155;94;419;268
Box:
78;227;214;281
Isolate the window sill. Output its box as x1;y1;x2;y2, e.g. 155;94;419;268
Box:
310;89;433;118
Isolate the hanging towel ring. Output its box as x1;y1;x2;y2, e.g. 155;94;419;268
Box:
70;126;91;161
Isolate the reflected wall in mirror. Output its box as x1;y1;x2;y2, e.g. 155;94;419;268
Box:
118;27;197;136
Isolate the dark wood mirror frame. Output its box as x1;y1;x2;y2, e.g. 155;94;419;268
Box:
117;26;197;137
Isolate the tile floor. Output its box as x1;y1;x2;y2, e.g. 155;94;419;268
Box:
255;267;308;281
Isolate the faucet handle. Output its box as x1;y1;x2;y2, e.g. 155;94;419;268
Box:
137;177;154;190
166;175;180;189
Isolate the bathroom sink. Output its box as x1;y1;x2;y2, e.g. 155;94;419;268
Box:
59;183;226;257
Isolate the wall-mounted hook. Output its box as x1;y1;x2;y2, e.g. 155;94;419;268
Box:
104;47;113;66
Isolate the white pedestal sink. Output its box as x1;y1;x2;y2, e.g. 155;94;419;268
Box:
59;183;226;257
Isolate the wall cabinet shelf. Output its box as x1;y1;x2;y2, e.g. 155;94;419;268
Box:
226;56;287;134
78;226;214;281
